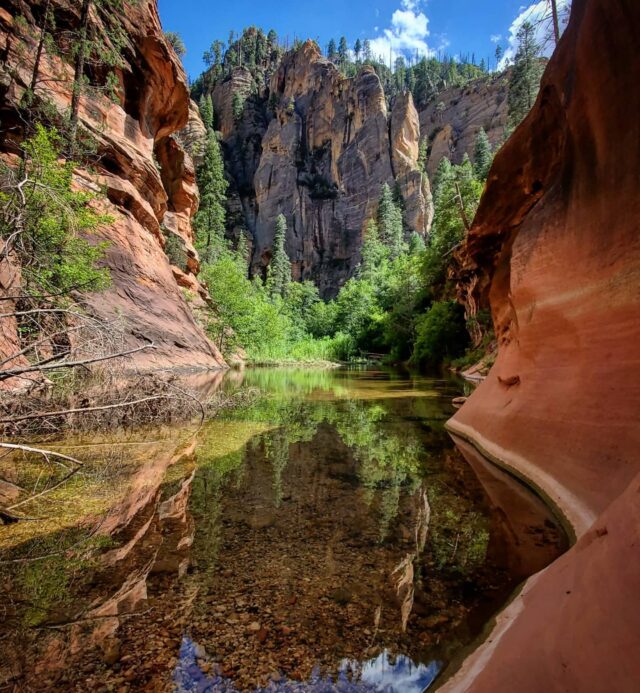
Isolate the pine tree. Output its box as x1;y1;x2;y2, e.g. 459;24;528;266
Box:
338;36;349;69
473;128;493;179
394;57;406;93
236;232;249;270
377;183;405;259
327;39;337;61
266;214;291;298
199;94;214;131
363;39;373;64
232;91;245;121
354;39;362;63
194;131;228;263
417;138;428;174
508;22;544;128
495;44;504;68
359;219;388;279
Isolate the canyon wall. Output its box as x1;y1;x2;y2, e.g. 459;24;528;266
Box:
212;42;433;296
0;0;224;371
418;74;509;179
445;0;640;689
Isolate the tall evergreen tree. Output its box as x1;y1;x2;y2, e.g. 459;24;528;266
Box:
363;39;373;64
266;214;291;298
358;219;388;279
338;36;349;69
473;128;493;179
327;39;337;61
354;38;362;63
194;131;228;263
377;183;405;259
417;138;428;175
508;22;544;128
199;94;214;131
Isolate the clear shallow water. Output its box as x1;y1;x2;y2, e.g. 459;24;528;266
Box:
0;367;566;691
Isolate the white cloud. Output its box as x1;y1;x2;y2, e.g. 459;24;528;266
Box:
490;33;502;43
368;1;433;66
498;0;571;69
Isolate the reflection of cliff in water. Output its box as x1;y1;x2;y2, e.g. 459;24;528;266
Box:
0;368;567;691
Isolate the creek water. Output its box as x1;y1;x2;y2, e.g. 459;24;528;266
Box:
0;367;567;692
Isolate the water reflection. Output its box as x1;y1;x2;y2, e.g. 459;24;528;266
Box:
173;638;441;692
0;367;567;691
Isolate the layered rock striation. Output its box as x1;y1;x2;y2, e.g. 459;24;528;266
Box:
0;0;223;371
445;0;640;689
212;42;432;296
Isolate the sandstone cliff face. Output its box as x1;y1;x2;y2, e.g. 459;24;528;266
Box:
418;74;509;178
444;0;640;688
213;42;432;296
0;0;223;371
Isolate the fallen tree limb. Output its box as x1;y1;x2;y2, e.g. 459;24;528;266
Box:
0;442;84;469
0;341;154;382
0;394;170;425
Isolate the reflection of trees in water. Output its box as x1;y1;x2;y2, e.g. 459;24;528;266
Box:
211;386;489;567
221;393;429;540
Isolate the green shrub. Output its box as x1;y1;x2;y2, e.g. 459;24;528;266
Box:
411;300;468;369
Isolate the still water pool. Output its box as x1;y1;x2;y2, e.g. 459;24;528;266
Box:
0;368;566;691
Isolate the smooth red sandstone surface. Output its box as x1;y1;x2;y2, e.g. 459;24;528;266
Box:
445;0;640;689
0;1;223;371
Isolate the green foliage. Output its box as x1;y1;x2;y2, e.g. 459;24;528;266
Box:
411;301;468;369
508;21;545;129
199;94;214;131
473;127;493;180
377;183;405;259
422;155;483;293
0;125;111;294
194;130;228;263
165;31;186;58
232;91;245;122
163;229;188;270
266;214;291;299
417;137;428;174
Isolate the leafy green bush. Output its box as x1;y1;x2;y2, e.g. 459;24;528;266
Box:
0;125;111;295
411;301;468;369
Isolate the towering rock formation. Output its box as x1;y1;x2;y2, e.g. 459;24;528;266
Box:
212;42;432;296
445;0;640;688
0;0;224;371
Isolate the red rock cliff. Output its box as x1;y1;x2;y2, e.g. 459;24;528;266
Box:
0;0;224;371
445;0;640;689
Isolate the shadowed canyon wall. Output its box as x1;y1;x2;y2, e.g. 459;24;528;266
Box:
445;0;640;689
0;0;224;371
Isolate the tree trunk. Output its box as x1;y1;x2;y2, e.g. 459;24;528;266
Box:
454;182;471;231
550;0;561;45
69;0;92;152
29;0;51;94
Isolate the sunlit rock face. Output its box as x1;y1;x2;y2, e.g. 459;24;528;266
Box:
446;0;640;689
212;41;433;297
418;74;510;178
0;0;224;371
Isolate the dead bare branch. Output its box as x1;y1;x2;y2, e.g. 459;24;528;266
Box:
0;341;155;382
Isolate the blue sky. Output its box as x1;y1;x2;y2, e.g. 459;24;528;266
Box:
158;0;568;80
